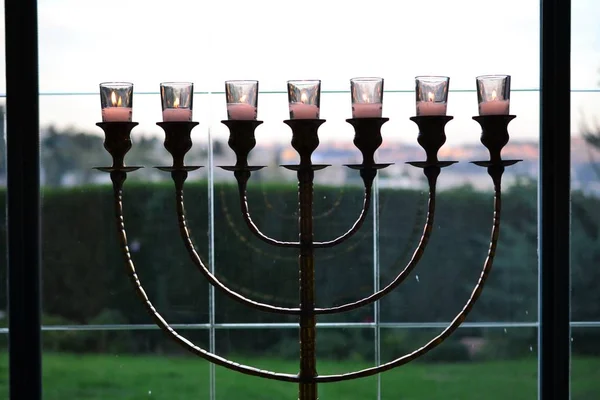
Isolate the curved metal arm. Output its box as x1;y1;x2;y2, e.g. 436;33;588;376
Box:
313;184;372;249
172;173;301;315
316;172;503;382
237;179;300;249
109;170;299;382
315;171;437;315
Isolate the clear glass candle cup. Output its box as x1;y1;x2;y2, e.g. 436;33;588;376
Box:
415;76;449;116
350;77;384;118
160;82;193;122
287;80;321;119
476;75;511;115
225;80;259;120
100;82;133;122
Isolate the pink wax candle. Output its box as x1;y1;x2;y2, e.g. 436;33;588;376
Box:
289;103;319;119
479;100;510;115
102;107;132;122
227;103;257;120
352;103;382;118
162;108;192;122
416;102;447;116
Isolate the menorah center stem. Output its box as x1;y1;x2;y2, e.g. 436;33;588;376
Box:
298;167;318;398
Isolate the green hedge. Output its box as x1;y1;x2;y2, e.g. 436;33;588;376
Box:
0;178;598;360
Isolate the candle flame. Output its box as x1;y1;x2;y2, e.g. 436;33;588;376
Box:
110;91;118;106
362;93;369;103
491;90;497;101
240;94;247;103
300;91;308;104
173;97;180;108
428;92;435;102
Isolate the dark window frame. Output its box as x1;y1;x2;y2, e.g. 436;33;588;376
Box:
4;1;571;399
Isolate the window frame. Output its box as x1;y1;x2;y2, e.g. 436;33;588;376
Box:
4;0;572;399
538;0;571;398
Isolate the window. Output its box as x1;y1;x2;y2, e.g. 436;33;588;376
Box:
2;1;584;399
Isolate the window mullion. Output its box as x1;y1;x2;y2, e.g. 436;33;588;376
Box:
539;0;572;399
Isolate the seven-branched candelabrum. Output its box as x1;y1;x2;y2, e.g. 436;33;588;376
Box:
95;115;520;400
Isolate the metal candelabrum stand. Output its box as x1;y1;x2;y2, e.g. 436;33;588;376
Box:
95;115;521;400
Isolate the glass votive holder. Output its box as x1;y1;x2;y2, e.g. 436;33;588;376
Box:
225;80;258;120
351;77;384;118
415;76;449;116
287;80;321;119
100;82;133;122
160;82;193;122
476;75;511;115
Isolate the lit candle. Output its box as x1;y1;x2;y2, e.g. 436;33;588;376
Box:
289;91;319;119
102;91;132;122
352;103;382;118
416;92;447;116
479;90;510;115
350;78;384;118
227;103;257;120
162;97;192;122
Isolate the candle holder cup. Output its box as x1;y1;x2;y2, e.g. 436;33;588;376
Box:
160;82;194;122
284;119;326;167
219;120;266;184
95;122;141;171
99;82;134;122
350;77;384;119
155;122;200;171
415;76;449;116
476;75;511;116
345;117;391;184
407;115;457;185
226;80;259;120
408;116;456;165
288;80;321;119
471;115;522;184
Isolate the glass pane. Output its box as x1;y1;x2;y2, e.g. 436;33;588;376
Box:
571;1;600;397
378;89;538;397
37;0;541;398
215;328;295;399
41;167;211;325
213;91;375;325
381;328;537;399
42;329;209;399
380;89;538;320
215;328;377;399
571;1;600;395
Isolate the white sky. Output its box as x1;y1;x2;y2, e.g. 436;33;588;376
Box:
1;0;600;144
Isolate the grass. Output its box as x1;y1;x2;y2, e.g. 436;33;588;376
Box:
0;353;598;399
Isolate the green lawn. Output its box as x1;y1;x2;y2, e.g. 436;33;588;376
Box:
0;353;598;399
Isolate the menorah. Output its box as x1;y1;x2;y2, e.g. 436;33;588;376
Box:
95;76;520;400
